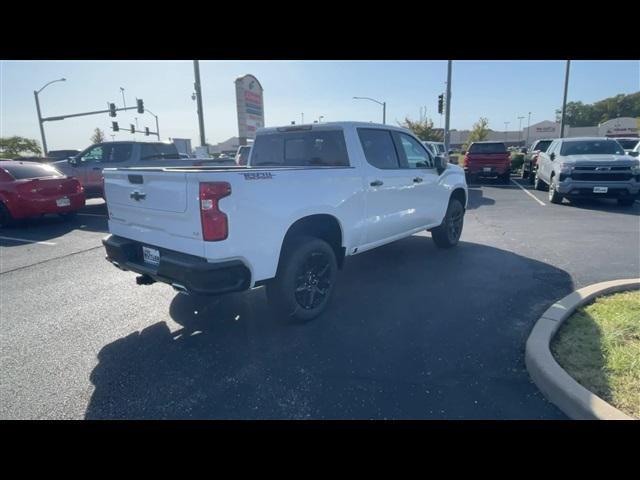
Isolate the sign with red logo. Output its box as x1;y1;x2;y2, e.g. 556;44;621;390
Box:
235;74;265;140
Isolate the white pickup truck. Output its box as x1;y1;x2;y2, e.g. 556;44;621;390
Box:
102;122;468;320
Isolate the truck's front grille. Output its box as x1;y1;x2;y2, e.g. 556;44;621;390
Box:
570;172;633;182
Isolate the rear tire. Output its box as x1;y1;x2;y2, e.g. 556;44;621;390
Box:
266;236;337;322
501;170;511;184
431;198;465;249
617;197;635;207
0;202;14;228
59;212;77;221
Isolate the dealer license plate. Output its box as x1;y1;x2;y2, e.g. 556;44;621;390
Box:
142;246;160;266
56;197;71;207
593;186;608;193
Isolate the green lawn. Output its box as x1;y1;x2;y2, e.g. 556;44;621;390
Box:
551;290;640;419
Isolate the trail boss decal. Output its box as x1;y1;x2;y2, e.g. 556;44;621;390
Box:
243;172;274;180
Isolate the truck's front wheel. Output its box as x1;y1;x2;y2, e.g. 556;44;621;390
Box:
267;236;337;322
431;198;464;248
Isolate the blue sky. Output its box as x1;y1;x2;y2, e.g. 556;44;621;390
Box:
1;60;638;151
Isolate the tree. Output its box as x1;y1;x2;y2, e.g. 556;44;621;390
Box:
464;117;490;149
556;92;640;126
91;128;106;144
398;114;443;142
0;136;42;158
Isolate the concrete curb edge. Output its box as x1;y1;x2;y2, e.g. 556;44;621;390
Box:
525;278;640;420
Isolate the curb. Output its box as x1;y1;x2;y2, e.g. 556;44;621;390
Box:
525;278;640;420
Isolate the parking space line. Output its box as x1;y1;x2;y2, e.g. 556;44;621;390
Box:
511;179;546;206
0;236;57;246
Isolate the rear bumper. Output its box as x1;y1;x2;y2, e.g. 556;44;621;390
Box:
557;180;640;198
102;234;251;296
11;192;85;219
464;165;510;176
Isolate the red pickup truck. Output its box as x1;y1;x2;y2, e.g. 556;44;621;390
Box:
463;141;511;184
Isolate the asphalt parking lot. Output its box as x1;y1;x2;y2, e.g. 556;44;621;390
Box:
1;182;639;419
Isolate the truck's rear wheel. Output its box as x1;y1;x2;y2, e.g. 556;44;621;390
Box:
266;236;337;322
431;198;464;248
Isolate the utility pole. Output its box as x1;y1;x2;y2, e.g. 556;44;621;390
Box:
120;87;126;108
526;111;532;145
504;122;510;142
560;60;571;138
444;60;452;152
193;60;206;147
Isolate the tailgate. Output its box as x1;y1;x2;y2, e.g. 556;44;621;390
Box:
468;153;510;164
104;169;205;257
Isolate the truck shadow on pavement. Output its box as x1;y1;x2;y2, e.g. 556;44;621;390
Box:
466;187;496;210
85;236;574;420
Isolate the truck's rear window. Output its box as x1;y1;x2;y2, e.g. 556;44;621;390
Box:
251;130;349;167
2;163;63;180
469;143;507;154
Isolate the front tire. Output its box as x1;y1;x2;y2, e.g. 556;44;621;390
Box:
431;198;465;248
548;175;563;204
0;202;14;228
266;236;337;322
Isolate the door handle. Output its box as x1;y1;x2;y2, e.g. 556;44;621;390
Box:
413;177;423;183
370;180;383;187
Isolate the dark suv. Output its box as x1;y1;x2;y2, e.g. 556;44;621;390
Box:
521;139;553;183
463;142;511;183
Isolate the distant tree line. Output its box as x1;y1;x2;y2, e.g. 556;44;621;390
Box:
555;91;640;127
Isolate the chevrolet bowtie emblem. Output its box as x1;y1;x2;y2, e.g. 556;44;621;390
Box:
130;191;146;201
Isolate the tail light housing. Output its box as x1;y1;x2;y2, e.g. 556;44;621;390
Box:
463;154;470;168
199;182;231;241
532;153;539;165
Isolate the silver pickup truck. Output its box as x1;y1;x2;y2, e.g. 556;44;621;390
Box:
533;137;640;206
53;141;235;198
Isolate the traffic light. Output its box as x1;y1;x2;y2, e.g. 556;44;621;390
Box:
130;124;135;134
109;103;117;117
137;99;144;114
145;127;150;136
438;94;444;115
112;121;119;132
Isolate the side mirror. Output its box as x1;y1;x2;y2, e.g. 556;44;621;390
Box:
629;151;639;157
549;152;556;161
67;157;78;166
449;156;459;165
435;155;447;174
448;150;455;155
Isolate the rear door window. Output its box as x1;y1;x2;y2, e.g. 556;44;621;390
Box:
2;163;63;179
357;128;401;169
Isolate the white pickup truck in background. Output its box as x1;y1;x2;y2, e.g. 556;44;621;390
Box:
102;122;468;321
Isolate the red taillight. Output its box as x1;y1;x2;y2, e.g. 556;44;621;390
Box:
199;182;231;241
463;154;469;167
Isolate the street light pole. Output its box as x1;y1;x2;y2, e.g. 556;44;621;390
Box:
33;78;66;155
146;108;161;140
504;122;510;142
526;112;532;145
560;60;571;139
517;116;525;142
193;60;206;147
353;96;386;124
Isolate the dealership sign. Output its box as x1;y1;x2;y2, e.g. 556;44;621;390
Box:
235;74;264;140
598;117;639;137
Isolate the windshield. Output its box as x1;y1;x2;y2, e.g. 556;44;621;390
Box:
615;139;639;150
469;143;507;154
560;140;625;156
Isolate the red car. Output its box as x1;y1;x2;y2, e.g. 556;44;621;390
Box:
0;160;85;226
463;141;511;184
